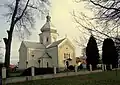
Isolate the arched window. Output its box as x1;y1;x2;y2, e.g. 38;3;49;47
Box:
69;54;70;58
64;53;70;58
64;53;66;58
47;37;49;42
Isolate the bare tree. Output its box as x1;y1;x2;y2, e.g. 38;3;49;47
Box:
73;0;120;59
1;0;50;76
74;0;120;39
75;0;120;22
72;11;107;47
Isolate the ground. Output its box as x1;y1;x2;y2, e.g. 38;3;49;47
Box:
8;70;120;85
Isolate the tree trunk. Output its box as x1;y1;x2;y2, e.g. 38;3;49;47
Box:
3;0;27;77
4;44;11;77
4;28;14;77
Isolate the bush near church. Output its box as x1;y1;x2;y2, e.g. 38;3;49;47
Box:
21;67;58;76
77;64;83;70
67;65;75;71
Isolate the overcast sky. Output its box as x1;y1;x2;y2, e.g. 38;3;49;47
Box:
0;0;93;64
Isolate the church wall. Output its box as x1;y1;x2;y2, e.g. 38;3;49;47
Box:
39;32;51;46
50;33;58;42
19;43;27;70
27;48;46;68
47;46;58;68
58;40;76;71
42;58;53;68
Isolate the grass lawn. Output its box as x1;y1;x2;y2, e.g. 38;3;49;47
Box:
8;70;120;85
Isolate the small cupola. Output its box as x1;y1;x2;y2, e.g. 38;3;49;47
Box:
40;14;57;33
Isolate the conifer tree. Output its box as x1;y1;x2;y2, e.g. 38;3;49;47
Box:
102;38;118;69
86;35;99;70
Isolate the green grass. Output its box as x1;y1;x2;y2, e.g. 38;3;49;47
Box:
8;70;120;85
9;71;22;77
9;73;21;77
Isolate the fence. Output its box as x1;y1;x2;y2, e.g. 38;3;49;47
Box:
1;64;119;84
2;70;102;84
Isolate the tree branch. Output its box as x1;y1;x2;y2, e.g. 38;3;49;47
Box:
15;0;30;23
3;38;8;45
10;0;20;32
7;30;10;35
90;0;120;11
27;5;44;14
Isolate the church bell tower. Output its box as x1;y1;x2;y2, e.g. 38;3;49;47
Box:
39;14;59;46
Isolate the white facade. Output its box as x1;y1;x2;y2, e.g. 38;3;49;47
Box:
19;42;27;69
19;15;76;71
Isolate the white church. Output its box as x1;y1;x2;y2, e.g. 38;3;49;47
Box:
18;15;76;71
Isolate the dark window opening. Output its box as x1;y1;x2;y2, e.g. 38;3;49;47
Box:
47;62;49;68
64;53;71;58
32;55;34;58
47;37;49;42
69;54;70;58
64;53;67;58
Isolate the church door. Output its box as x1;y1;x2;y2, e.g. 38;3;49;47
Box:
66;61;69;69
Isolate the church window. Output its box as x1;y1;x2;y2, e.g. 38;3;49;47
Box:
64;53;67;58
32;55;34;58
47;37;49;42
64;53;71;59
64;53;70;58
66;53;69;57
69;54;70;58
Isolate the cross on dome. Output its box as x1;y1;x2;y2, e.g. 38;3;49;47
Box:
46;13;51;22
40;13;57;33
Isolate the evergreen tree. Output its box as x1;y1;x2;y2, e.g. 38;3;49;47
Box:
102;38;118;69
86;35;99;70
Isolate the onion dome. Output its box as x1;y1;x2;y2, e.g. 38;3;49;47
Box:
41;15;57;33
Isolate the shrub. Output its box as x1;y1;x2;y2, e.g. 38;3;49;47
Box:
78;64;83;70
68;65;74;71
21;67;57;76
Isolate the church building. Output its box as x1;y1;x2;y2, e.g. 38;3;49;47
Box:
18;15;76;71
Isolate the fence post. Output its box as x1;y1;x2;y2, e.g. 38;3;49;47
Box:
31;66;35;76
102;64;104;71
74;65;77;75
2;67;6;85
110;64;112;70
90;64;92;71
104;64;107;71
75;65;77;73
54;67;56;74
2;67;6;79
